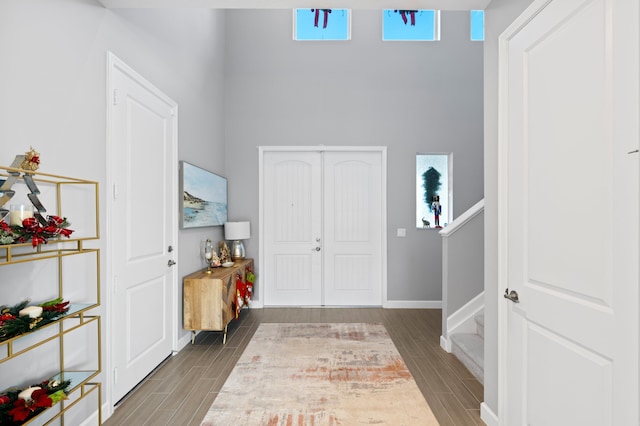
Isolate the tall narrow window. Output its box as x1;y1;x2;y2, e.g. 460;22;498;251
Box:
470;10;485;41
294;9;350;41
382;10;440;41
416;154;451;229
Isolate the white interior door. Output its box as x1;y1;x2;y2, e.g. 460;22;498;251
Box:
499;0;639;424
109;54;178;404
261;148;385;307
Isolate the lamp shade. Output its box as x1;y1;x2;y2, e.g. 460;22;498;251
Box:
225;221;251;240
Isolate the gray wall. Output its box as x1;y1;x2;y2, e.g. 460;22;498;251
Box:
224;9;484;303
483;0;534;416
0;0;226;410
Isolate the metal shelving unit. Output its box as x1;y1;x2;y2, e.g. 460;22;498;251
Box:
0;166;102;425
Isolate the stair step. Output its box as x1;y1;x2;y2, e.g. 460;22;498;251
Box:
450;333;484;384
474;314;484;339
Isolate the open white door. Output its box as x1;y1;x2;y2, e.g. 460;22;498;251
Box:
498;0;639;424
108;53;178;404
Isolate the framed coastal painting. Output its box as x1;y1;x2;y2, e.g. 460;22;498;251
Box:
180;161;228;228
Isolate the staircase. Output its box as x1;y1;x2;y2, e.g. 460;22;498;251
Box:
450;314;484;384
439;199;485;385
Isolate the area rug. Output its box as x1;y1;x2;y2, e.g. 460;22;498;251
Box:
201;323;439;425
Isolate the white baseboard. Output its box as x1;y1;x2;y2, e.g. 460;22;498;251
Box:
177;331;193;351
80;402;111;426
384;300;442;309
440;335;451;352
101;401;114;424
252;301;442;309
480;402;499;426
446;292;484;338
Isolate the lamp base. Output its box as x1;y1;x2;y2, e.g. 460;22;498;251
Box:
231;240;245;260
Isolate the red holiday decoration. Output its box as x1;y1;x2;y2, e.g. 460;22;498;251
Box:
395;10;418;26
311;9;332;28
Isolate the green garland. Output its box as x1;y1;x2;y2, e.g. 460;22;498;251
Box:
0;298;70;342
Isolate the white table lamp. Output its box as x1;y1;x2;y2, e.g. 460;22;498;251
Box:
225;221;250;260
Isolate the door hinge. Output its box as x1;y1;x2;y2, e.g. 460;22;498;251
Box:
113;367;118;384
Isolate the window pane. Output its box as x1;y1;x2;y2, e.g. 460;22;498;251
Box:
294;9;350;41
416;154;451;229
382;10;438;41
470;10;485;41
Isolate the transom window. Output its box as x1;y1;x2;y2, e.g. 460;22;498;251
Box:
470;10;485;41
294;9;351;41
382;10;440;41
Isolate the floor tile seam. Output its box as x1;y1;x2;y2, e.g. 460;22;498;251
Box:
160;366;210;410
142;408;176;426
433;392;480;426
162;381;217;426
436;377;479;407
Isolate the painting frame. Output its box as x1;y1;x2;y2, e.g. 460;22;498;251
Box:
416;153;452;229
180;161;228;229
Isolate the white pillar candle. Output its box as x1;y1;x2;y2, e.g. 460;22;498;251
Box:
9;204;33;226
19;306;43;318
18;386;41;401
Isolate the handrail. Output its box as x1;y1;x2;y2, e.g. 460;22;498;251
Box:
439;199;484;237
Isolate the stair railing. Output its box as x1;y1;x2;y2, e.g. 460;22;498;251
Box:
439;199;484;350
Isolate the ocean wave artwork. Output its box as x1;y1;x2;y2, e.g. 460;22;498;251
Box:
181;161;227;228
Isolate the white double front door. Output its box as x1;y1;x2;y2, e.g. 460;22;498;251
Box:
261;148;385;307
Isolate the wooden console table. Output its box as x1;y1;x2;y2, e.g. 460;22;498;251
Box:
183;258;253;344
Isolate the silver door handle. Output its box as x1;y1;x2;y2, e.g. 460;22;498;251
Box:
504;288;519;303
168;259;176;267
313;247;321;251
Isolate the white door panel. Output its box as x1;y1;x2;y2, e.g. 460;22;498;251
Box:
324;152;382;306
110;55;177;403
499;0;638;424
263;152;322;306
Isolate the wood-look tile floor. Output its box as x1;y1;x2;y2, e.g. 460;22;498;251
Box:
103;308;484;426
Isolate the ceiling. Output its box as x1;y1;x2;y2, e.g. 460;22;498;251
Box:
97;0;492;11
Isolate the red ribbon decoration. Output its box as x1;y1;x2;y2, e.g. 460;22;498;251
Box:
396;10;417;26
311;9;332;29
42;301;70;313
19;216;73;247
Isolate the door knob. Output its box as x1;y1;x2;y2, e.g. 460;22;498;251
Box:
168;259;176;267
503;288;519;303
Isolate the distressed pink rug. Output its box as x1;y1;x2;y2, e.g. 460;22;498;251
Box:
201;323;439;425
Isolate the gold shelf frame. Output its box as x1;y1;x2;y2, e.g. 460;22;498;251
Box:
0;165;102;425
